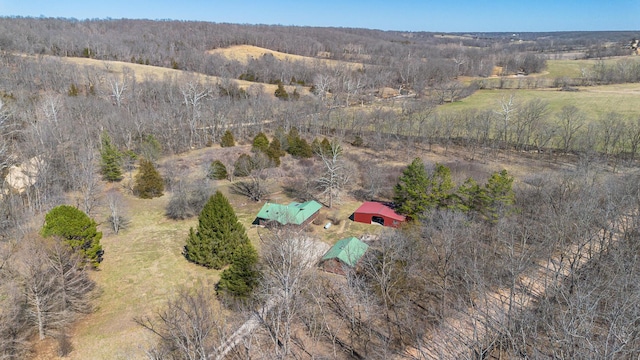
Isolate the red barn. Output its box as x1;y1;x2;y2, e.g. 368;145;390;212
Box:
353;202;406;228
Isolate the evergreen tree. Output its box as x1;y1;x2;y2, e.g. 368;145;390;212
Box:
431;163;456;208
100;131;123;182
275;126;289;152
311;138;321;154
290;87;300;100
133;159;164;199
217;242;260;300
484;169;515;220
265;137;285;166
320;137;332;155
394;160;456;218
41;205;104;267
312;137;332;156
351;135;364;147
68;83;79;96
139;134;162;162
274;82;289;100
184;191;250;269
251;132;270;153
287;128;313;158
220;130;236;147
233;154;254;177
207;160;228;180
394;158;432;218
454;177;487;214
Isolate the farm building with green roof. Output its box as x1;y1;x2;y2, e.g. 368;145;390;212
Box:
319;237;369;275
254;200;322;226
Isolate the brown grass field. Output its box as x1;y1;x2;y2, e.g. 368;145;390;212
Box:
206;44;364;70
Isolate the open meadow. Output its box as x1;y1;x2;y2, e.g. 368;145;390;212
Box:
442;83;640;118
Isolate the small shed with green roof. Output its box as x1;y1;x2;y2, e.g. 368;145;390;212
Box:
319;237;369;275
254;200;322;227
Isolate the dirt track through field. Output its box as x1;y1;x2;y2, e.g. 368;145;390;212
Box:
401;218;623;359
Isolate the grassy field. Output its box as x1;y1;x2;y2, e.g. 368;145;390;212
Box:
543;59;594;79
63;192;212;360
543;56;640;79
206;45;364;70
442;84;640;118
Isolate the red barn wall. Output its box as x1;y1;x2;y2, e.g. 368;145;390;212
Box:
353;212;402;228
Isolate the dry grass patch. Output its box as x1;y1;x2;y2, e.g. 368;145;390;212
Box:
66;192;220;360
207;44;364;70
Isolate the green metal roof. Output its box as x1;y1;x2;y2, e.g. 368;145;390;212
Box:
255;200;322;225
321;237;369;268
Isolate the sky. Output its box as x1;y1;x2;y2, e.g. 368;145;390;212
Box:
0;0;638;33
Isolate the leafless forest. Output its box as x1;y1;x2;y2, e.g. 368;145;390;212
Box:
1;17;640;359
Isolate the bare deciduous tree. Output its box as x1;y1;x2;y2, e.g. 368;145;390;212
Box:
73;143;102;216
106;189;129;234
231;152;272;202
21;239;60;340
556;105;585;153
137;286;230;360
495;93;517;146
316;140;351;208
180;81;211;149
258;228;327;359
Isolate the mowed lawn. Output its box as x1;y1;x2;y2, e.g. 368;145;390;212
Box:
68;193;217;360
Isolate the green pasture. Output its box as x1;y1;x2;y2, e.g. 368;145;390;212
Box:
443;85;640;119
543;59;595;79
543;56;640;80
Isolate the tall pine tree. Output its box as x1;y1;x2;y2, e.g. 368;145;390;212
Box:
265;137;285;166
484;169;515;221
394;158;432;218
207;160;228;180
100;131;122;182
184;191;251;270
394;159;455;218
251;132;270;153
217;242;260;300
430;163;456;208
220;130;236;147
133;159;164;199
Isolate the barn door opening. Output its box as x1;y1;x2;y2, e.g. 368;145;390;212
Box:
371;216;384;226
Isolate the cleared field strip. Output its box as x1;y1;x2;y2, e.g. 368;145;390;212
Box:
207;45;365;70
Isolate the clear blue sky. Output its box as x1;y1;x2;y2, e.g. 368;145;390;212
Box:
1;0;638;32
